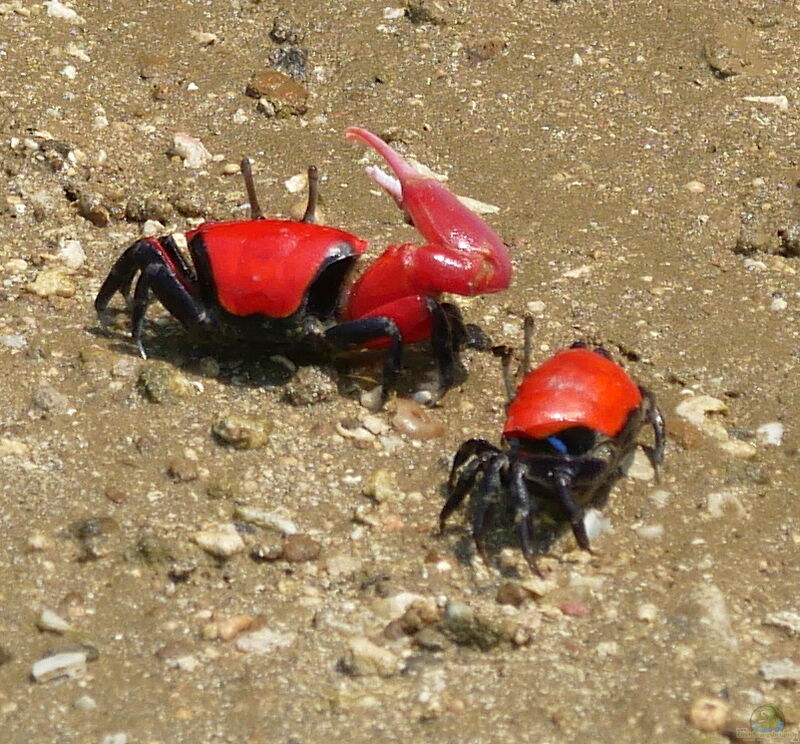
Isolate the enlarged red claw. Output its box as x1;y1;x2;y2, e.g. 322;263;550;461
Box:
345;127;512;297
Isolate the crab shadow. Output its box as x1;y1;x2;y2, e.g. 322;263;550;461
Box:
85;311;472;403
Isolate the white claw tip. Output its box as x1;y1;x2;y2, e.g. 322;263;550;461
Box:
365;165;402;203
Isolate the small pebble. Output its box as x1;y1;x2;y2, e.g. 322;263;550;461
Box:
138;363;193;404
718;439;757;459
44;0;83;23
101;734;128;744
339;637;399;677
233;505;298;535
25;268;76;298
742;95;789;111
31;385;69;415
688;695;730;732
245;70;308;116
583;508;612;543
756;422;784;446
684;180;706;193
56;238;86;269
496;582;528;607
764;611;800;636
674;395;729;441
622;448;655;480
31;650;88;683
706;490;746;518
1;331;27;351
559;601;591;618
362;469;399;503
634;523;664;539
193;524;246;559
519;576;557;598
770;296;788;312
372;592;425;622
235;628;296;654
392;399;445;439
216;614;254;641
37;609;72;634
27;533;53;552
759;658;800;684
282;534;321;562
636;603;658;622
0;437;30;458
171;133;212;169
189;30;217;45
212;414;272;449
73;695;97;711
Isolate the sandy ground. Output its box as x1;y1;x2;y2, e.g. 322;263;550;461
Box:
1;1;799;742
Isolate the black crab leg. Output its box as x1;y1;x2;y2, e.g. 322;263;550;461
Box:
95;238;210;359
509;461;544;575
425;298;461;406
471;456;505;565
323;316;403;411
553;471;592;552
447;438;500;492
642;388;667;475
440;440;500;532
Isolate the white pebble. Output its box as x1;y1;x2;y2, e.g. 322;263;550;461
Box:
636;603;658;622
233;505;298;535
56;238;85;269
101;735;128;744
742;95;789;111
674;394;728;440
648;489;671;508
770;297;788;312
189;30;218;45
563;264;592;279
171;132;212;169
371;592;425;621
193;523;245;558
73;695;97;711
31;651;87;683
622;448;655;480
756;422;784;446
706;490;747;518
341;637;399;677
44;0;83;23
684;180;706;193
0;334;27;349
583;508;612;542
141;220;165;237
235;628;296;654
284;172;308;194
759;658;800;683
718;439;757;459
764;610;800;635
37;609;72;634
526;300;546;314
60;65;77;80
634;523;664;539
